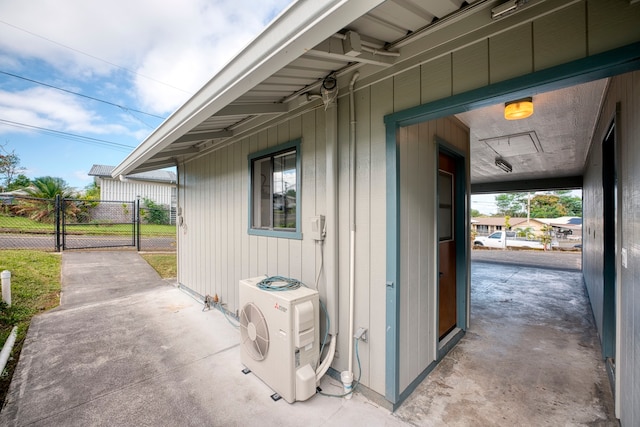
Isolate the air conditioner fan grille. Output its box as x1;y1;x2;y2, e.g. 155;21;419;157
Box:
240;302;269;361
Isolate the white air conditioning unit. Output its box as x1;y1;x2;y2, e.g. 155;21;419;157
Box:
239;276;319;403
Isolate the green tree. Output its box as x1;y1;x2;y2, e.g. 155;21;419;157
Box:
470;208;482;217
6;174;31;191
0;146;25;191
495;193;527;217
83;181;100;200
529;192;582;218
558;194;582;216
15;176;78;222
141;198;169;225
530;194;564;218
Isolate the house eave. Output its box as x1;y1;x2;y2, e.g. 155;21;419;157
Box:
111;0;386;178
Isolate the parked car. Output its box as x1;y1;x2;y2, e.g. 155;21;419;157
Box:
473;230;550;249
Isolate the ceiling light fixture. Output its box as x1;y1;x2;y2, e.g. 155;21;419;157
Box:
495;157;513;173
504;97;533;120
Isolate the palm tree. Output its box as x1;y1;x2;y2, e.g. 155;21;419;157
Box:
538;224;554;251
16;177;78;223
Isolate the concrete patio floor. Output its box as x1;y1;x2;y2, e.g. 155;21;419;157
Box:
395;250;616;426
0;250;616;426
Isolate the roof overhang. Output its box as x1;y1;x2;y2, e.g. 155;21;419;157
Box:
112;0;389;178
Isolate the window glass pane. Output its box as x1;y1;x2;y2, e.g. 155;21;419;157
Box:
438;171;453;241
252;157;272;229
272;150;296;229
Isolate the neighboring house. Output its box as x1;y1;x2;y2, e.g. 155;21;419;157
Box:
88;164;176;208
471;217;549;236
112;1;640;423
537;216;583;240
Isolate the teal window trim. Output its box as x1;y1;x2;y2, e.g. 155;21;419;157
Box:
248;139;302;240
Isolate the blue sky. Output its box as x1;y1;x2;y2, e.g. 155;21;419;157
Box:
0;0;291;191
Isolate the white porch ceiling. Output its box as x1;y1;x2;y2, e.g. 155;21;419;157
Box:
456;78;609;188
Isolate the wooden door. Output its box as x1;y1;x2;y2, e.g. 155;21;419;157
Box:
438;152;457;339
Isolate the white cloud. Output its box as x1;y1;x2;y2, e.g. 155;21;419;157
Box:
0;0;292;188
0;87;132;136
0;0;292;114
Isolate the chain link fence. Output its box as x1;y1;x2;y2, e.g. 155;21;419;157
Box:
0;195;175;252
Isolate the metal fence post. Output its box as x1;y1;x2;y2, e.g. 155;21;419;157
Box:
135;198;141;251
55;194;61;252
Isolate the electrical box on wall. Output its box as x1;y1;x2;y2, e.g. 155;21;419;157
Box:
309;215;325;241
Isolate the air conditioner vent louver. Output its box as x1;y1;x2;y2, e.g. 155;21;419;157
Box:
240;302;269;361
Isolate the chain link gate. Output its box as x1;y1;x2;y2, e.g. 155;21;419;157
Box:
60;197;139;251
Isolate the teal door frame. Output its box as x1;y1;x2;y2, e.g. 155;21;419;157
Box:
437;138;469;347
384;42;640;406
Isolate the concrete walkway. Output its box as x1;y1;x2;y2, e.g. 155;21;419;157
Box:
0;250;616;426
0;252;402;427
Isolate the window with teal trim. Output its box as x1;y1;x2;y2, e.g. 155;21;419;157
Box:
249;141;300;238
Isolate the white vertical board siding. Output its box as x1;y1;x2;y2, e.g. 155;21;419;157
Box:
100;179;174;206
177;90;393;396
397;116;469;393
583;70;640;426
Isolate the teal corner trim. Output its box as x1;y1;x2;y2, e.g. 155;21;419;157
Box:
247;138;302;240
385;122;400;403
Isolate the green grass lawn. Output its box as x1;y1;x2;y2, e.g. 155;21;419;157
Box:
0;250;61;406
140;253;177;279
1;214;175;236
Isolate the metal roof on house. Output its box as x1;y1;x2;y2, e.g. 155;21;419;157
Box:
89;164;176;184
112;0;482;177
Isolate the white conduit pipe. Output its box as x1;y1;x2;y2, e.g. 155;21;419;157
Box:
346;71;359;376
315;334;336;381
0;326;18;375
325;91;339;336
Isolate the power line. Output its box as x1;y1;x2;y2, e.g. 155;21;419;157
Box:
0;118;136;152
0;70;167;120
0;19;191;95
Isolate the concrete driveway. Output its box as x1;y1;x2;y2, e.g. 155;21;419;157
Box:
0;252;402;427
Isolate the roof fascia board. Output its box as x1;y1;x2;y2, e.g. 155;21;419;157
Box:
112;0;386;177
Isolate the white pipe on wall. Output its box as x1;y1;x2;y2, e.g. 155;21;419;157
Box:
346;71;359;376
325;94;339;336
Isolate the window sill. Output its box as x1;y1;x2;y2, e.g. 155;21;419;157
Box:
248;228;302;240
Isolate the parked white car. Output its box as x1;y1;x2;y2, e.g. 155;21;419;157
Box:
473;230;548;249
